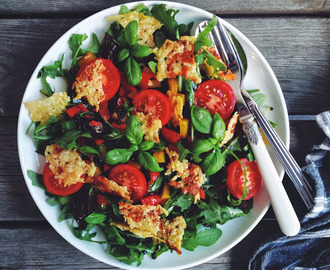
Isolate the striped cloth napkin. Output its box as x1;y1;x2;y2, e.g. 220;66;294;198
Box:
249;111;330;270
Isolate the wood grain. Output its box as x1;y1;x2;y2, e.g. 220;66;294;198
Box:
0;220;280;269
0;1;328;269
0;18;329;117
1;0;329;16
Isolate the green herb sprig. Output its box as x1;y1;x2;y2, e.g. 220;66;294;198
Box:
104;115;163;172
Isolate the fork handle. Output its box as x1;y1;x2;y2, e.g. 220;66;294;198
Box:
245;97;314;210
243;117;300;236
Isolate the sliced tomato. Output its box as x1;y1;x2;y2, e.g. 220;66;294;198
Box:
109;164;147;201
140;194;161;206
226;158;262;200
43;163;84;196
132;89;172;125
76;58;120;102
194;79;236;120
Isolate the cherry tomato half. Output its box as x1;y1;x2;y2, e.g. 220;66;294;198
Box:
132;90;172;125
226;158;262;200
76;58;120;102
195;79;236;120
43;163;84;196
109;164;147;201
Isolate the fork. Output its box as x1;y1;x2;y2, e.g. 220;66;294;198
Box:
197;18;314;211
196;19;305;236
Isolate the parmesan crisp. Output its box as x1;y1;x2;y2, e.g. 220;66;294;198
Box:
24;92;70;124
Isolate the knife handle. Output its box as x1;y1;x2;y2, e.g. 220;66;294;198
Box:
243;118;300;236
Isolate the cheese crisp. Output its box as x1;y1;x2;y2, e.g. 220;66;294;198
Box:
155;37;201;84
72;59;106;111
108;11;162;48
45;144;96;186
24;92;70;124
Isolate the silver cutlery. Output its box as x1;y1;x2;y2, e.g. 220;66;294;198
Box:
196;18;307;236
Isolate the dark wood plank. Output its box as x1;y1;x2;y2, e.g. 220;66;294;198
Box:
0;118;324;221
1;0;329;16
1;17;329;117
0;219;279;269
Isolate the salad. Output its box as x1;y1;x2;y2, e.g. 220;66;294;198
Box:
24;3;265;266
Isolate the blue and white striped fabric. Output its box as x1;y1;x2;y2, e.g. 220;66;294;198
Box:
249;111;330;270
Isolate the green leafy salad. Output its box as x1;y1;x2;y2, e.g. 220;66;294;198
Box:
24;3;271;266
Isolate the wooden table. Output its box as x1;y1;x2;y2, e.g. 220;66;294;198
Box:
1;1;329;269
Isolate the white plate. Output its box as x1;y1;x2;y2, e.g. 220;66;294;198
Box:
17;1;289;269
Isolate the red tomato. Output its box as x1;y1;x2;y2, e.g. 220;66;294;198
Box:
140;194;161;206
109;164;147;201
132;90;172;125
43;163;84;196
226;158;262;200
195;79;236;120
77;58;120;102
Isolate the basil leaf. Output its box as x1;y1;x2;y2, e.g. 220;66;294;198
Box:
138;151;163;172
139;141;155;151
125;115;143;145
117;48;130;62
85;212;107;224
202;148;225;175
191;138;214;156
124;20;138;46
78;145;101;158
212;113;226;141
131;44;152;58
191;106;213;134
182;227;222;251
104;148;133;165
119;5;130;14
123;56;142;86
148;61;157;73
